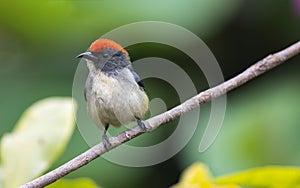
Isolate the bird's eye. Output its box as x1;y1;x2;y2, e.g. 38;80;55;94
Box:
114;51;123;56
103;53;109;58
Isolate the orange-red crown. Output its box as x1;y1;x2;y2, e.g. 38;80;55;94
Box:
89;39;128;55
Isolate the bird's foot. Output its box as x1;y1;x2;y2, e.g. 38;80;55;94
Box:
137;118;151;132
102;133;111;151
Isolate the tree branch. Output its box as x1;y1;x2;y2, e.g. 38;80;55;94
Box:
21;41;300;188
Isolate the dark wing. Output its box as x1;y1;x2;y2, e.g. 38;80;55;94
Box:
128;66;145;91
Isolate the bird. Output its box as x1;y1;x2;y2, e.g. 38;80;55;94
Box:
76;39;149;149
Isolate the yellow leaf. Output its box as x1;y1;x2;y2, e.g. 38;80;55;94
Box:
172;163;239;188
0;97;77;188
47;178;100;188
215;166;300;188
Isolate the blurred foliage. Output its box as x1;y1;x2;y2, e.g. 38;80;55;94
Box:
0;97;81;188
0;0;240;46
0;0;299;188
172;162;239;188
173;162;300;188
180;78;300;174
48;178;99;188
215;166;300;188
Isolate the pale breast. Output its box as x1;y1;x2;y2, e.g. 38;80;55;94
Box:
86;68;149;129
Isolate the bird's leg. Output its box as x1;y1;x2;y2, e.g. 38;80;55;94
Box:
102;125;111;150
136;117;151;132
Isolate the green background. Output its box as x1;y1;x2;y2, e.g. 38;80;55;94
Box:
0;1;300;187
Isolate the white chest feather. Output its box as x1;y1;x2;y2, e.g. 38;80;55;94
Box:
85;67;149;129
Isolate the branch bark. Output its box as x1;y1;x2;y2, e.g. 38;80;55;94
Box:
20;41;300;188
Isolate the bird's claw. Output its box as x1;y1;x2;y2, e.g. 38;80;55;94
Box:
137;118;151;132
102;133;111;151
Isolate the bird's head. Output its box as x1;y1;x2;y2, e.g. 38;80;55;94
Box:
77;39;130;72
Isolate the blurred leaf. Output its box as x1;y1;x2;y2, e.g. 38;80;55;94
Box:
171;162;239;188
0;97;77;188
47;178;100;188
0;166;2;188
215;166;300;188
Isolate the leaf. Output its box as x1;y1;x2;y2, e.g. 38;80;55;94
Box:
0;97;77;188
0;166;2;188
171;162;239;188
47;178;100;188
215;166;300;188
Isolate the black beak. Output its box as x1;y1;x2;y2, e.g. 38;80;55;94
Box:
76;51;97;61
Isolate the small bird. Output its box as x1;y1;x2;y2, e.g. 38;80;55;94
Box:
77;39;149;149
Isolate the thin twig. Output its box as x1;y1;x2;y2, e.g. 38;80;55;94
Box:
20;41;300;188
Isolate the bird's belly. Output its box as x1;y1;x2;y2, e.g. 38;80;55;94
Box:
87;72;148;129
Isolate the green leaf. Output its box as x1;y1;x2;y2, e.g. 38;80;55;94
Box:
215;166;300;188
47;178;100;188
172;162;239;188
0;97;77;188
